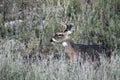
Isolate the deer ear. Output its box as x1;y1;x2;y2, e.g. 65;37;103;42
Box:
64;23;75;34
69;24;75;32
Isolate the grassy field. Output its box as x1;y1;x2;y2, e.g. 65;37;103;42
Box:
0;52;120;80
0;0;120;80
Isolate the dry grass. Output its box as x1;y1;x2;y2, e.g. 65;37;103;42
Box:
0;0;120;80
0;51;120;80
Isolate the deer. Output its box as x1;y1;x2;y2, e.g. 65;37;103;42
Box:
50;23;111;68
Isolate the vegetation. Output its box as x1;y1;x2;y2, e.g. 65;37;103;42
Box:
0;0;120;80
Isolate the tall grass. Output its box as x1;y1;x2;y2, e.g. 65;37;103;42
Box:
0;0;120;80
0;52;120;80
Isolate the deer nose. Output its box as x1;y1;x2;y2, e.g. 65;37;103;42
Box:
50;38;53;42
50;38;56;45
50;38;58;43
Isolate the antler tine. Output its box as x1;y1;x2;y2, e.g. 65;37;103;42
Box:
61;22;67;32
57;21;67;32
62;19;69;29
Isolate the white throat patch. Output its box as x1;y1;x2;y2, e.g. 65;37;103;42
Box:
62;42;68;47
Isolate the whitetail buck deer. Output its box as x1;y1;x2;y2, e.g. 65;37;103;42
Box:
50;23;111;68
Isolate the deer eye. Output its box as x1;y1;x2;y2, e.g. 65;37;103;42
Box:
57;34;64;37
55;33;64;37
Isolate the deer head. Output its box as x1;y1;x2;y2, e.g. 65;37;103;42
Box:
50;23;75;43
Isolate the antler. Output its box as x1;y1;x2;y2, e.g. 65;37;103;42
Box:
57;21;67;32
57;19;75;33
